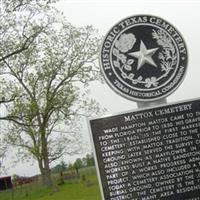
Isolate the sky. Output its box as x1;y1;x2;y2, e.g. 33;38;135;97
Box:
3;0;200;176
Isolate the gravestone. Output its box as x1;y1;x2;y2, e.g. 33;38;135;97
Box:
88;15;200;200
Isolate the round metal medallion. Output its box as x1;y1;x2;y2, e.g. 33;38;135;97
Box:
100;15;188;102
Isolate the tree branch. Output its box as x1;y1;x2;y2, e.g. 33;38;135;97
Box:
0;97;16;104
0;26;45;63
0;115;39;127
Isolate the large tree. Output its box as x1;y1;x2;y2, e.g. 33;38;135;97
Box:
0;0;102;186
0;0;56;176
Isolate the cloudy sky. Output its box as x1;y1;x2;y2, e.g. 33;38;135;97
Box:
4;0;200;176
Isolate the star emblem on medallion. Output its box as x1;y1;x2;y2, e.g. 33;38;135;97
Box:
129;40;158;70
101;15;187;101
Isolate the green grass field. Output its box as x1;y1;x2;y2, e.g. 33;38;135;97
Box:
0;168;102;200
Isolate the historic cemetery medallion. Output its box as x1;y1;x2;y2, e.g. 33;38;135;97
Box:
100;15;188;102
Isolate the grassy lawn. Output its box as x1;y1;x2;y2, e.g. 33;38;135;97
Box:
0;168;102;200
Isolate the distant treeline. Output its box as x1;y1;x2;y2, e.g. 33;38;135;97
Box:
51;153;95;174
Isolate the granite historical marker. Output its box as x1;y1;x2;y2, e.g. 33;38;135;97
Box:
90;99;200;199
89;14;194;200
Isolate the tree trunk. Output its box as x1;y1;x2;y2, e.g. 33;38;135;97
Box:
38;130;53;187
43;156;52;187
38;158;53;187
